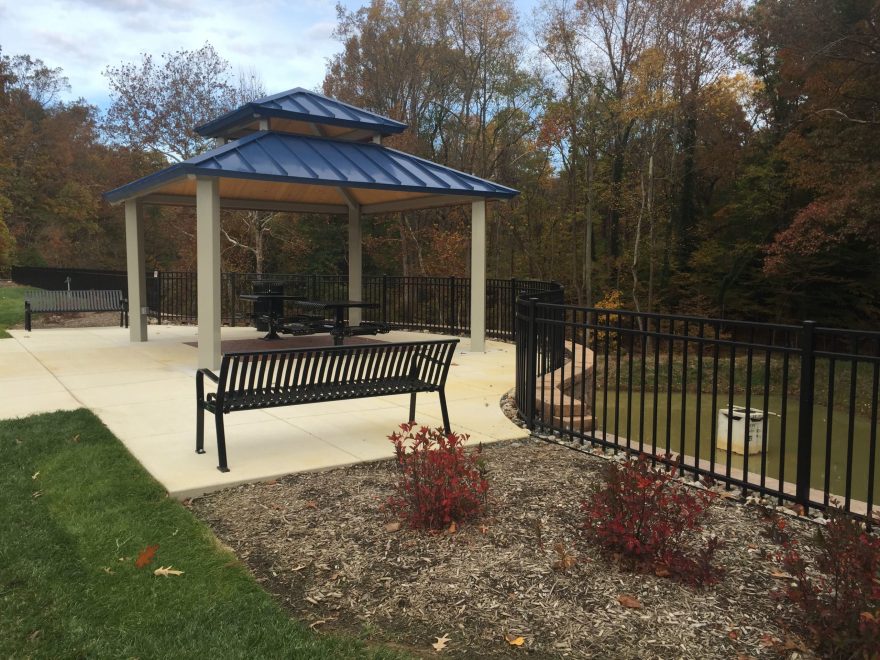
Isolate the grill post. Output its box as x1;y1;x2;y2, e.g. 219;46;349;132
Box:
795;320;817;510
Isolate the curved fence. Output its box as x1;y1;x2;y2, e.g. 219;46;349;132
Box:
514;298;880;522
11;266;561;341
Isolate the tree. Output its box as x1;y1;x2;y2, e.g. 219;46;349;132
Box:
103;43;236;162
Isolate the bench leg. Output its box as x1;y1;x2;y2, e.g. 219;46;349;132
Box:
409;392;417;424
439;389;451;434
196;404;206;454
25;304;31;332
215;412;230;473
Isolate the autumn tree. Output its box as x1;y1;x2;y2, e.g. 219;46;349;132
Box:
325;0;545;278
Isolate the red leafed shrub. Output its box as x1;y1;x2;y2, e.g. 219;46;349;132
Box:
387;423;488;530
582;454;721;587
781;508;880;659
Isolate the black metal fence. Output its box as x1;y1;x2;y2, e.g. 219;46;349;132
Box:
515;299;880;521
12;266;560;341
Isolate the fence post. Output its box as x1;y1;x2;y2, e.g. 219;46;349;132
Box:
381;275;388;324
230;272;237;327
510;277;518;340
526;297;538;430
795;320;817;511
156;271;162;326
448;276;456;334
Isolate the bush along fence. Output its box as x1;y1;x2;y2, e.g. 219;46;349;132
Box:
11;266;561;341
515;297;880;522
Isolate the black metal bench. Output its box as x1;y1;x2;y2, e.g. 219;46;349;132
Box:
195;339;459;472
24;289;129;331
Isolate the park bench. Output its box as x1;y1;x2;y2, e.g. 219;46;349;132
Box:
24;289;128;331
196;338;459;472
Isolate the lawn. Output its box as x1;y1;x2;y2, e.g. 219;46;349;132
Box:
0;284;27;337
0;409;405;659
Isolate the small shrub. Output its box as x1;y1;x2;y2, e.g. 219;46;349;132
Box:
387;423;488;530
780;508;880;659
582;454;722;587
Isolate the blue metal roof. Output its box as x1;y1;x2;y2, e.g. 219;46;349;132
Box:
195;88;408;138
104;131;518;206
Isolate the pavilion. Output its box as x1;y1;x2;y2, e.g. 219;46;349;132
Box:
105;88;519;369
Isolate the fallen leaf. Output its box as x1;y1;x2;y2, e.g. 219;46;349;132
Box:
759;634;777;647
102;567;114;575
728;629;739;640
31;471;39;480
305;500;318;509
769;570;792;579
31;491;42;499
551;542;576;571
478;524;489;534
617;594;642;609
860;611;877;623
384;521;402;533
292;564;307;572
28;630;40;641
265;479;278;485
504;634;525;646
154;566;184;577
432;634;450;651
654;565;671;578
134;544;159;568
447;521;457;534
71;434;80;443
782;636;809;652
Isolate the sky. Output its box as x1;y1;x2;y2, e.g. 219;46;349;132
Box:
0;0;539;110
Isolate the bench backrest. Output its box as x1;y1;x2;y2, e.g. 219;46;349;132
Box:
26;289;125;312
216;340;458;401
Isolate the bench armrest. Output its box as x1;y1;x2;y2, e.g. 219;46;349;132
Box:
198;368;219;383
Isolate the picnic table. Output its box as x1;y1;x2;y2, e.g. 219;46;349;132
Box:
289;300;381;345
239;295;385;344
238;293;307;340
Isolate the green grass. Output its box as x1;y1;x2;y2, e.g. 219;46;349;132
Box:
0;284;27;337
0;409;406;659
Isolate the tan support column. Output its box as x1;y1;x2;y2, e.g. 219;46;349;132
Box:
470;199;486;352
348;205;363;326
196;178;221;369
124;199;148;342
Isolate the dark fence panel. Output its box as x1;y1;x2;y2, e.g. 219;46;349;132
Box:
12;265;128;292
13;266;560;340
515;301;880;521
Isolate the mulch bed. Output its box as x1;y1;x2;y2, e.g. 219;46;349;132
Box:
191;415;824;659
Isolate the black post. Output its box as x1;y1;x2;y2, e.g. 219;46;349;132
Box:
526;297;538;429
230;273;237;327
510;277;518;340
382;275;388;324
796;320;817;510
156;271;162;326
448;276;456;334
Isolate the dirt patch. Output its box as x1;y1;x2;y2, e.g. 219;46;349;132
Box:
192;433;822;659
23;310;126;329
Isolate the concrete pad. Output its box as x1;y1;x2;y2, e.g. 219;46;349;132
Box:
1;391;81;419
1;325;527;498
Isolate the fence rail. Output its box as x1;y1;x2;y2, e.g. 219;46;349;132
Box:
11;266;561;341
515;299;880;521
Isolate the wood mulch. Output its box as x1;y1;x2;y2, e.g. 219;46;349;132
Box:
191;397;825;659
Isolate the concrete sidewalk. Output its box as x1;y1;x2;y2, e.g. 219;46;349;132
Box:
0;325;527;498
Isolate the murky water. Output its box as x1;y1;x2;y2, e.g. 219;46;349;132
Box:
590;390;880;505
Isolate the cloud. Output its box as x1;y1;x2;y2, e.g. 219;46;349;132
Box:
0;0;343;108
